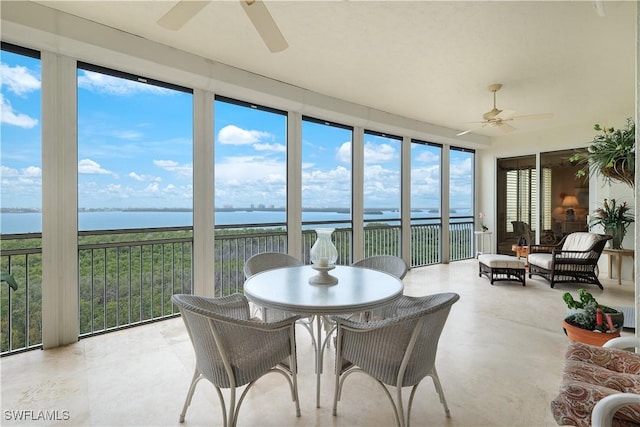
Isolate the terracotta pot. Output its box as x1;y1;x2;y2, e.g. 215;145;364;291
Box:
562;319;620;346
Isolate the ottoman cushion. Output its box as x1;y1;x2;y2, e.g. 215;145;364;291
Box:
478;254;525;268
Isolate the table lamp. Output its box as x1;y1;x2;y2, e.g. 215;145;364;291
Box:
562;195;579;222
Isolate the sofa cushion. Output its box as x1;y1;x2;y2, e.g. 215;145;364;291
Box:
562;232;599;252
551;342;640;427
528;253;553;269
564;360;640;393
551;381;640;427
566;342;640;375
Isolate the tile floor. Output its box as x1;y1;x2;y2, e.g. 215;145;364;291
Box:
1;259;636;427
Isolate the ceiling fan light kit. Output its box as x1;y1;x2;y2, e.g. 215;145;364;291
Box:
457;83;554;137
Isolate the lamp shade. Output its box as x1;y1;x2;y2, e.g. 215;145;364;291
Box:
562;195;579;208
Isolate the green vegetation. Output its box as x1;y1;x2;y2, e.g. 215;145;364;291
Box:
1;222;472;354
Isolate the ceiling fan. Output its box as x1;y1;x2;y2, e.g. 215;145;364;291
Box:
456;84;553;136
157;0;288;53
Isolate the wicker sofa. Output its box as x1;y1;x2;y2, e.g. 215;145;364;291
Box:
528;232;611;289
550;339;640;427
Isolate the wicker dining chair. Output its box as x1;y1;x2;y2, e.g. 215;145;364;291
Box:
243;252;304;279
331;292;460;427
243;252;316;346
172;293;301;427
352;255;409;280
349;255;409;321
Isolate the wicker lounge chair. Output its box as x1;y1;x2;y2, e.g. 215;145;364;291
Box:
172;293;301;427
527;232;611;289
331;292;460;427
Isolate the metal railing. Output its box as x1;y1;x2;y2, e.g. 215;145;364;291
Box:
0;218;473;355
0;233;43;355
77;227;194;337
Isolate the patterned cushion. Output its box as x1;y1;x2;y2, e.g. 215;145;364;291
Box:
551;342;640;427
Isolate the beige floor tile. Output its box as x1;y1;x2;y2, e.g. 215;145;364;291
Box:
1;259;635;426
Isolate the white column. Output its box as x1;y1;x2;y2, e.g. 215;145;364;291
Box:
192;89;215;296
634;4;639;335
400;136;412;268
351;127;364;263
287;112;302;259
441;146;450;264
41;52;78;349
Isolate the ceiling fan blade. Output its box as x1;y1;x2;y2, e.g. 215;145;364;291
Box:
158;0;209;31
494;109;516;120
240;0;288;53
456;124;487;136
498;122;517;133
510;113;554;121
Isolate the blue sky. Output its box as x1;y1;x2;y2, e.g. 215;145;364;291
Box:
1;49;472;215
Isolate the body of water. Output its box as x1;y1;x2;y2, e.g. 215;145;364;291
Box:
1;209;471;234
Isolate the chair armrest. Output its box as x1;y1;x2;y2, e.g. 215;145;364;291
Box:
603;336;640;351
592;393;640;427
217;313;301;331
529;243;560;253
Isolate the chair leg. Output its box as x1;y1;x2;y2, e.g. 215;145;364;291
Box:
180;369;203;423
429;367;451;418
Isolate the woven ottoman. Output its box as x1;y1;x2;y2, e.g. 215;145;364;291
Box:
478;254;526;286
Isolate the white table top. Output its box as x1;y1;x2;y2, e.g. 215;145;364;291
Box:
244;265;404;316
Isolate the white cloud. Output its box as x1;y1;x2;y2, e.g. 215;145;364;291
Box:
0;165;41;180
153;159;192;178
0;94;38;128
78;159;117;177
144;182;160;193
450;157;472;177
0;63;40;96
112;130;143;140
77;70;172;96
214;155;286;206
253;142;286;152
129;171;160;182
217;125;273;146
414;150;440;163
364;142;397;163
336;142;351;163
22;166;42;178
0;165;19;178
0;164;43;203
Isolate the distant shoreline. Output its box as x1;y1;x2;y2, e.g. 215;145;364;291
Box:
3;207;408;214
1;207;464;214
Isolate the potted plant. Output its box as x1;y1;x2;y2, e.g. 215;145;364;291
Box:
562;289;623;346
589;198;634;249
570;118;635;188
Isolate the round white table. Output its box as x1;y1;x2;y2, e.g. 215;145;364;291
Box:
244;264;404;407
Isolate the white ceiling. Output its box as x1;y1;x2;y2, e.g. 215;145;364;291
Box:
28;0;637;137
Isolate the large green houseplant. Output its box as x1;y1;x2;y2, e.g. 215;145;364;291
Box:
570;118;635;188
589;198;634;249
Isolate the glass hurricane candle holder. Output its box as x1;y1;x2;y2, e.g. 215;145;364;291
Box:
309;228;339;285
309;228;338;266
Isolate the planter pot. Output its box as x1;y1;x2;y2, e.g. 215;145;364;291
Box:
605;226;626;249
562;319;620;346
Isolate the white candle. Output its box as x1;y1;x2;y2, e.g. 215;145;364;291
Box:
318;257;328;267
